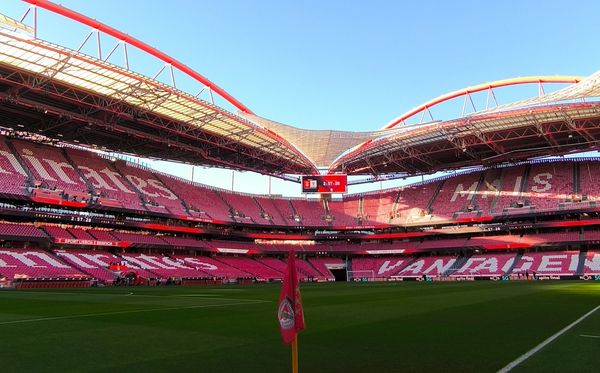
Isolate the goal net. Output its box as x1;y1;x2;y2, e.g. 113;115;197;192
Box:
347;270;375;282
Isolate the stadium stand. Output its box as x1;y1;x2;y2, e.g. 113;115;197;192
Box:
581;250;600;274
289;199;326;226
175;256;252;279
11;140;89;198
308;257;344;280
66;148;144;212
117;253;207;279
350;256;411;279
524;162;573;211
493;165;527;213
215;256;282;280
396;181;442;224
157;176;233;221
395;255;459;277
0;137;29;198
112;162;188;216
54;250;119;283
327;198;359;227
452;253;517;277
511;251;580;276
0;248;87;279
0;222;47;240
430;171;481;220
361;190;398;225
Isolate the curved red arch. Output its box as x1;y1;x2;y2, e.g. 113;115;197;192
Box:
22;0;254;114
383;76;582;129
329;76;584;173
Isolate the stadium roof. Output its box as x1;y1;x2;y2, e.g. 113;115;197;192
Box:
2;0;600;180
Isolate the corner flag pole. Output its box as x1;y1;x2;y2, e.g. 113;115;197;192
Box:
278;250;304;372
292;335;299;373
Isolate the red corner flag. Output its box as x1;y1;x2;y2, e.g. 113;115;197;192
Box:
277;251;305;345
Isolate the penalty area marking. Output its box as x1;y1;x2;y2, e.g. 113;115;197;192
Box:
579;334;600;339
0;299;270;326
498;305;600;372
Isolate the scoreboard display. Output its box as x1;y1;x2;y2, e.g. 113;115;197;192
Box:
301;174;347;193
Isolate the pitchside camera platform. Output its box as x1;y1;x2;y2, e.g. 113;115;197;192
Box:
301;175;347;193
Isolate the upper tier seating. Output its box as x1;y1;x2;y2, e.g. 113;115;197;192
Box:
361;190;398;225
11;140;88;197
395;181;442;225
579;161;600;201
511;251;580;275
327;198;359;227
0;137;28;197
157;176;233;221
253;196;290;226
473;168;502;215
65;148;144;212
220;192;268;224
430;172;482;219
493;165;527;213
290;199;326;226
0;248;86;279
112;162;188;216
522;162;572;210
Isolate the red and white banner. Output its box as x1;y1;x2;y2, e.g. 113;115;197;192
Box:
277;252;305;345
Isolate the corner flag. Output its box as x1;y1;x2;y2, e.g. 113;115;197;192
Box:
277;251;305;345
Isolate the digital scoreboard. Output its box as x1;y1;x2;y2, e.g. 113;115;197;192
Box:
301;174;347;193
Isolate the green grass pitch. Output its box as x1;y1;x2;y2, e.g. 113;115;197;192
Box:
0;281;599;372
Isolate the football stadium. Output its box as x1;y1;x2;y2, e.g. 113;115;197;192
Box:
0;1;599;372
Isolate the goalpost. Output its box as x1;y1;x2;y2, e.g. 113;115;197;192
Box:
346;270;376;282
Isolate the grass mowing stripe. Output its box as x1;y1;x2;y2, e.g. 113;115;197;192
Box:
5;290;266;302
498;304;600;373
0;299;270;326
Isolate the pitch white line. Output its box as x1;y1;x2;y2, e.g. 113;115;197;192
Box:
498;305;600;372
579;334;600;339
0;299;270;326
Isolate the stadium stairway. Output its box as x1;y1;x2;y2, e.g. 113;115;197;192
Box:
114;162;151;213
426;181;444;215
154;173;195;217
4;138;35;182
576;249;588;276
62;147;96;197
504;252;524;276
389;189;403;224
442;255;471;277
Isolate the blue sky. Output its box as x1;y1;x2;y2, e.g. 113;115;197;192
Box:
2;0;599;195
